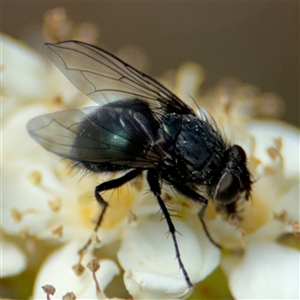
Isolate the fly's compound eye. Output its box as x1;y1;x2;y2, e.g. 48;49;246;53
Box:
213;171;241;204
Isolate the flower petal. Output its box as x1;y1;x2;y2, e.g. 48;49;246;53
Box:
118;213;220;298
32;241;120;299
2;34;49;101
0;239;26;277
124;270;193;299
248;120;300;178
2;106;96;241
227;242;300;299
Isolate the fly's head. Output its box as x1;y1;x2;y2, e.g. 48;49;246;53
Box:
212;145;252;206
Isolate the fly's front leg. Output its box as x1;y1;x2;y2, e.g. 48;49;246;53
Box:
174;184;208;217
78;169;142;256
174;184;221;249
147;169;193;288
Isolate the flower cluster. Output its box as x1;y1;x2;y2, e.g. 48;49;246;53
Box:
1;28;299;299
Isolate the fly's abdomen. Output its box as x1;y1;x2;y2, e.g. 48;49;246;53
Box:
72;99;161;168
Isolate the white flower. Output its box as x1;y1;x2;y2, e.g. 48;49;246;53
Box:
223;120;300;299
197;84;300;299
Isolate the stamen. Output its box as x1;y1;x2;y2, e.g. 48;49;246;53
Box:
48;198;62;212
51;225;63;238
86;258;102;296
11;208;36;222
62;292;76;300
72;262;85;276
41;284;56;300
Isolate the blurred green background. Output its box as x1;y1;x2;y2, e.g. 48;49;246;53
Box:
2;1;299;126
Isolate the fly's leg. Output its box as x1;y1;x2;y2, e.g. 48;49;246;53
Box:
174;184;208;217
147;169;193;288
199;218;221;249
175;184;221;249
78;169;142;257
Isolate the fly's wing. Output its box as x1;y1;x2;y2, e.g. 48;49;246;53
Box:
27;109;83;158
27;105;162;168
43;41;194;116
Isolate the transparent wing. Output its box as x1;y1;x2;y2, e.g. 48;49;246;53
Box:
27;107;162;168
27;109;89;159
43;41;194;115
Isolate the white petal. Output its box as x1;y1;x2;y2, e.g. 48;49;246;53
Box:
118;213;220;297
124;270;193;299
0;240;26;277
227;242;300;299
2;153;97;242
2;106;92;240
1;34;49;101
248;120;300;178
174;63;205;108
282;182;300;223
32;241;119;299
2;103;50;161
2;34;89;123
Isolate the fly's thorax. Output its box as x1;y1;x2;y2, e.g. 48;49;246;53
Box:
157;113;228;184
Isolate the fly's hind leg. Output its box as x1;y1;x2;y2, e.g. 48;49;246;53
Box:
78;169;142;257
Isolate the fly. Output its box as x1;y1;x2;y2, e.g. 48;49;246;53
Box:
27;41;252;288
